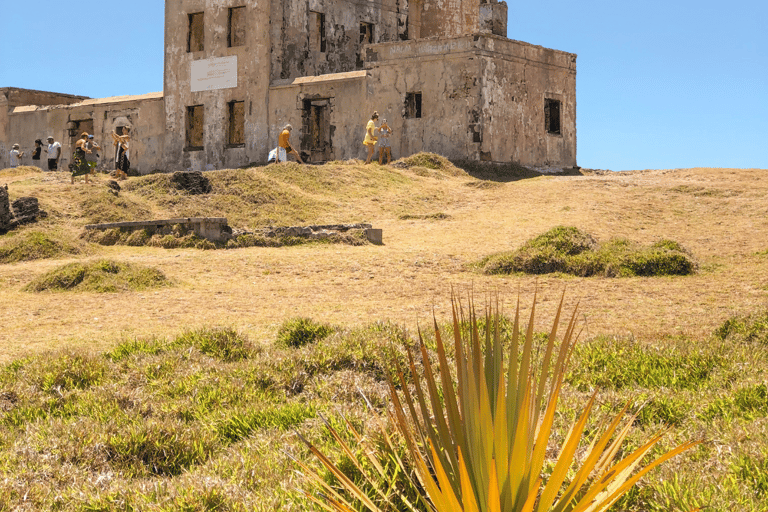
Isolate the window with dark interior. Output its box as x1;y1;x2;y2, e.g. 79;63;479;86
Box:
545;98;561;135
405;92;422;119
186;105;204;150
227;101;245;147
360;22;374;44
309;12;326;53
228;7;246;47
187;12;205;52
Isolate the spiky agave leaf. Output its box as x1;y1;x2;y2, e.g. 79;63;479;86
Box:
298;293;698;511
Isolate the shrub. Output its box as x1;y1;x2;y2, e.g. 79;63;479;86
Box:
276;317;334;348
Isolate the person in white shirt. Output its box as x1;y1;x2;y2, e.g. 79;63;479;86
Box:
9;144;24;168
45;136;62;171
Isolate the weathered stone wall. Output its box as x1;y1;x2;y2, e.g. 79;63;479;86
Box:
7;93;165;174
270;0;411;81
0;88;88;169
268;71;368;163
476;36;577;168
163;0;272;172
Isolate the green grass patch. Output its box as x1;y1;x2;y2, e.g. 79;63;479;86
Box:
173;328;257;362
478;226;696;277
276;317;335;348
568;336;723;391
0;230;82;263
715;309;768;344
700;384;768;422
23;259;170;293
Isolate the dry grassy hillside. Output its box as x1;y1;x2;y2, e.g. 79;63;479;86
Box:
1;160;768;362
2;158;768;510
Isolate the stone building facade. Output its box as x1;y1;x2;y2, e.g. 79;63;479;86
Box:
1;0;577;173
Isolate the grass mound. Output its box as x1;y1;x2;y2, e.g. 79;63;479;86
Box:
79;190;152;224
0;230;82;263
0;165;43;177
24;259;170;293
478;226;696;277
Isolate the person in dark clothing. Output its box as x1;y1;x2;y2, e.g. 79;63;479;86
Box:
31;139;43;167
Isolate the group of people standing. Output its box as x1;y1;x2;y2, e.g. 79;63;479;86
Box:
270;111;394;165
5;129;131;183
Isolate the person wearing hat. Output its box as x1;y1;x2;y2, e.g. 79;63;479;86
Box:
9;144;25;168
31;139;43;168
44;136;62;172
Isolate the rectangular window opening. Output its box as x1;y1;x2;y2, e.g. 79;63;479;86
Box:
545;98;561;135
360;22;374;44
228;7;246;48
405;92;422;119
227;101;245;147
310;12;326;53
186;105;204;150
301;98;332;163
187;12;205;53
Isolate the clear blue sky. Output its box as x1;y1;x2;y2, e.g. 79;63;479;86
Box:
1;1;765;171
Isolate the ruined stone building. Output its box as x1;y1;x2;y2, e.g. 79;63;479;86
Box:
1;0;577;173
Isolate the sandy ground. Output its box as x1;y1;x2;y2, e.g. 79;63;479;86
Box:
2;166;768;363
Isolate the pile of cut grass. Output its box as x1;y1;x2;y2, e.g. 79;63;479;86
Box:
478;226;697;277
24;259;170;293
0;229;83;264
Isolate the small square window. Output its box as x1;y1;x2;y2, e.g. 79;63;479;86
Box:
545;98;561;135
228;7;246;48
187;12;205;53
405;92;422;119
227;101;245;147
186;105;204;150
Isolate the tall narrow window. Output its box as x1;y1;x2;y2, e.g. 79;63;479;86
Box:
545;98;561;135
405;92;422;118
309;12;326;53
186;105;204;150
360;22;374;44
228;7;246;47
188;12;205;52
227;101;245;147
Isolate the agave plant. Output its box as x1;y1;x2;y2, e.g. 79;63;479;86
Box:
295;293;698;511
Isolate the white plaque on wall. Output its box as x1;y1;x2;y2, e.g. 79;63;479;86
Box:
191;56;238;92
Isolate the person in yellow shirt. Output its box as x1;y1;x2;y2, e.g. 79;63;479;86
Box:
363;111;379;164
277;124;303;164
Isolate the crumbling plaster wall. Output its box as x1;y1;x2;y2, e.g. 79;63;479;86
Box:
418;0;481;38
268;72;368;162
477;36;577;168
270;0;410;82
0;88;87;169
7;94;165;174
365;36;485;161
164;0;271;172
